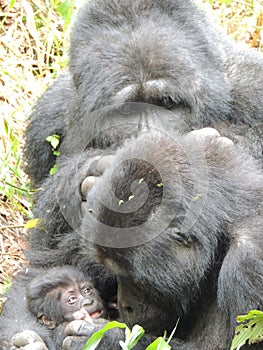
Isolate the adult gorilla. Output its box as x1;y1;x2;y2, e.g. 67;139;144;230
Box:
24;0;263;186
0;0;263;349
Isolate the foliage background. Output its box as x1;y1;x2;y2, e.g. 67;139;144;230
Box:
0;0;262;289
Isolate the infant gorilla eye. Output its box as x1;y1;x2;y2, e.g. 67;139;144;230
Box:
68;295;77;305
83;287;92;295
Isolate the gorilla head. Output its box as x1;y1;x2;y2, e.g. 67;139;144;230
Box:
80;130;263;341
69;0;231;130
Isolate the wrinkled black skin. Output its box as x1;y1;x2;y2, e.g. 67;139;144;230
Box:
1;0;263;349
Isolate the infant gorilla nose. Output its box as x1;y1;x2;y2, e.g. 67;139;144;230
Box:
72;308;92;321
72;308;103;321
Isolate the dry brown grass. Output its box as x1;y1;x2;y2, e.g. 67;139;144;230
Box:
0;0;262;289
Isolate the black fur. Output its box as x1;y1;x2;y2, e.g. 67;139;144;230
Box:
23;0;263;185
80;132;263;349
1;0;263;349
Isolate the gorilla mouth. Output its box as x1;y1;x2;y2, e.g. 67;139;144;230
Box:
90;310;103;319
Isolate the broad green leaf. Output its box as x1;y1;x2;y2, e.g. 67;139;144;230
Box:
82;321;128;350
146;337;171;350
230;310;263;350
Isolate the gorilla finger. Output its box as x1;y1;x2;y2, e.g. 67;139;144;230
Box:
187;127;220;141
83;155;102;175
62;336;88;350
11;331;46;348
96;155;115;174
21;342;48;350
81;176;98;198
64;319;97;336
211;136;234;147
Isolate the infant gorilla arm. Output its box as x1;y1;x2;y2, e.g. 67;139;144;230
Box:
76;130;263;350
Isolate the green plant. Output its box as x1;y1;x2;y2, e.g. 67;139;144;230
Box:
46;134;61;175
82;320;179;350
230;310;263;350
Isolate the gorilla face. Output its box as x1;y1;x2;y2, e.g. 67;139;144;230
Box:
69;0;231;131
61;104;186;156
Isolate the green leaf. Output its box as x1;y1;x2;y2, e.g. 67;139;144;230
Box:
49;164;59;175
46;134;60;150
146;337;171;350
53;150;60;156
9;0;16;8
56;0;75;26
24;218;40;229
82;321;128;350
122;324;145;349
230;310;263;350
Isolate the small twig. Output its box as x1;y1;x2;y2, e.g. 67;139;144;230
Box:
0;224;24;230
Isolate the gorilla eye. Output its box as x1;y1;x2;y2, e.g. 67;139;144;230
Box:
83;287;92;295
68;295;77;305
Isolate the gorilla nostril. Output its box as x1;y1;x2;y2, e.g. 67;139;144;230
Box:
125;306;133;313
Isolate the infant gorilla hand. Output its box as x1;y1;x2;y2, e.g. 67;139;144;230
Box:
10;330;48;350
62;319;110;350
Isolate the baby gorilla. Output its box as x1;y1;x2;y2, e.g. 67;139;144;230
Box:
26;266;107;348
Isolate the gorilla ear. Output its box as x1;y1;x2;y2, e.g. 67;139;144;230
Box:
37;311;56;330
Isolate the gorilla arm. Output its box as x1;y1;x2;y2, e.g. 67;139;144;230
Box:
24;73;76;186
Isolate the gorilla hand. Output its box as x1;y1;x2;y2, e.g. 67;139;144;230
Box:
81;155;115;215
80;127;234;203
11;330;48;350
186;127;234;146
62;319;123;350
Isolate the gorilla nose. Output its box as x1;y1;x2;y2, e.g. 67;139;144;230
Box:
82;298;94;307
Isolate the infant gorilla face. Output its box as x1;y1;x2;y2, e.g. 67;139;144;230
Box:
27;266;106;330
56;280;105;323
